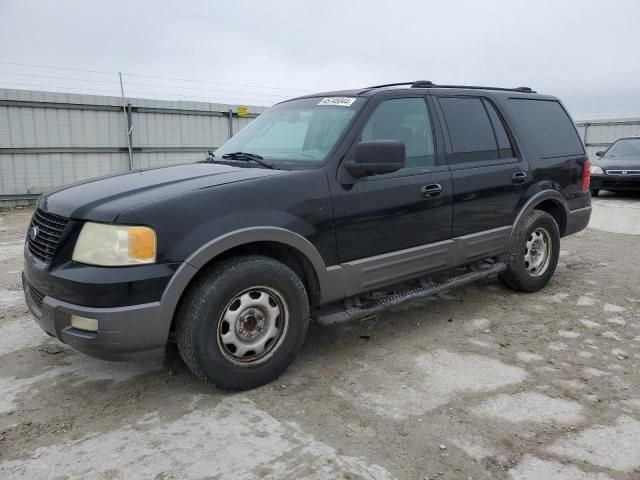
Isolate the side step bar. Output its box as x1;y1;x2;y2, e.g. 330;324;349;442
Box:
315;262;506;326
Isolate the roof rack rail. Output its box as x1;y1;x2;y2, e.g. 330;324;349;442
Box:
364;81;536;94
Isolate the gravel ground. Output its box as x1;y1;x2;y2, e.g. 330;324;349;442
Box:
1;192;640;480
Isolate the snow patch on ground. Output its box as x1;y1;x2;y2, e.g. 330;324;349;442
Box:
333;349;527;420
0;242;24;262
579;319;601;329
547;416;640;472
509;455;613;480
606;317;626;326
471;392;583;424
0;316;48;355
603;303;625;313
602;331;622;342
0;397;394;480
558;330;580;339
544;293;569;303
516;351;544;363
576;296;596;307
0;289;24;309
548;342;568;351
450;434;495;461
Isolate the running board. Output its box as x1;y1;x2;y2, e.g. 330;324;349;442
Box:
315;262;506;326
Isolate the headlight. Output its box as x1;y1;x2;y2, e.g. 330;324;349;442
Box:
72;223;156;266
590;165;604;175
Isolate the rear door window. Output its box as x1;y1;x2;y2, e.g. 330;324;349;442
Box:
509;99;584;158
439;97;499;164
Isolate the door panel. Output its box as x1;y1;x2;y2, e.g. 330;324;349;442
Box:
332;169;453;262
450;161;528;237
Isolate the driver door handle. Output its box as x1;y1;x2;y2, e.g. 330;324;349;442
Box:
512;171;527;184
421;183;442;198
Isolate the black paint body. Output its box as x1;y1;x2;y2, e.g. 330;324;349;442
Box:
22;85;591;359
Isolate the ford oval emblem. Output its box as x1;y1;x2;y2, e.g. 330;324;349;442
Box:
29;226;39;241
622;170;628;175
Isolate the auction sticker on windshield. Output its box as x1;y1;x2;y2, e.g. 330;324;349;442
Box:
318;97;357;107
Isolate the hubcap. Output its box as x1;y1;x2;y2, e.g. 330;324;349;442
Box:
524;227;552;277
217;286;288;366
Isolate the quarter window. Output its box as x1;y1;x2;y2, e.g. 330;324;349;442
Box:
361;98;436;168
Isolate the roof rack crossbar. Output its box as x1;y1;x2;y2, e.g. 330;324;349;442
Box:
363;81;536;94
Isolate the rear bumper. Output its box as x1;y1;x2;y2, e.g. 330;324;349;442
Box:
564;206;591;237
23;273;167;361
591;174;640;191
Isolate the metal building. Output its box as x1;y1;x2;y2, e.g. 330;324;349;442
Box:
0;88;266;203
575;118;640;160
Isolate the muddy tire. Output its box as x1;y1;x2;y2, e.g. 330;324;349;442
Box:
175;255;309;390
499;210;560;292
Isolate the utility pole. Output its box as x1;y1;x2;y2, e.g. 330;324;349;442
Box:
119;72;134;170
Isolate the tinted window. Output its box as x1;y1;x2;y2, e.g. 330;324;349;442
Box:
509;99;583;158
483;99;515;158
361;98;435;168
439;97;498;163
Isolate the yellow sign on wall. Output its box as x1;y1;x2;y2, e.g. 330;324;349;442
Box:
236;106;249;117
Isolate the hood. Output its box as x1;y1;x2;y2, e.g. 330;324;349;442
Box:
596;155;640;171
39;163;284;222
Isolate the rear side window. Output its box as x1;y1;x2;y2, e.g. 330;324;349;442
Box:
509;99;583;158
439;97;499;163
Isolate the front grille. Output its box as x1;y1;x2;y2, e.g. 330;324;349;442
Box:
27;209;69;264
29;283;45;308
606;170;640;176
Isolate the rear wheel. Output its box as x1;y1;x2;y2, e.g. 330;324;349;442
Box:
499;210;560;292
590;188;599;197
175;255;309;390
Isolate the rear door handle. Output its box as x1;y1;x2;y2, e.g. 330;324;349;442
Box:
421;183;442;198
512;171;527;184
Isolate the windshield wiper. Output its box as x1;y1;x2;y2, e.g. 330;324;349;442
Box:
222;152;275;169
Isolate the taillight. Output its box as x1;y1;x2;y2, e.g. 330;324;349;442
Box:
581;160;591;191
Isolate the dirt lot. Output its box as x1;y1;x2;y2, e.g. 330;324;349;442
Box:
1;192;640;480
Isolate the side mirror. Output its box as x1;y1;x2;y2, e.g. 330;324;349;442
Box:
345;140;405;178
595;150;605;157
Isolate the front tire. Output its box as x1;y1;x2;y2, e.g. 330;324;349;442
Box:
499;210;560;292
175;255;310;390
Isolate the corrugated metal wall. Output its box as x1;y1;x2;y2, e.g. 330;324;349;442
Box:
0;88;266;200
575;118;640;161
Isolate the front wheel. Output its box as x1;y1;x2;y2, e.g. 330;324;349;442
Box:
175;255;310;390
499;210;560;292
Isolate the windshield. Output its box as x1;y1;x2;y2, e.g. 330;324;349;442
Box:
606;138;640;157
214;97;362;166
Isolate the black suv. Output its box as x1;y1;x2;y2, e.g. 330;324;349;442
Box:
23;81;592;390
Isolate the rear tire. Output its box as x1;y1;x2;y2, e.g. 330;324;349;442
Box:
590;189;599;197
499;210;560;292
175;255;309;390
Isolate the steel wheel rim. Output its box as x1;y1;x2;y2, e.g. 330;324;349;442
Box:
217;286;289;366
524;227;552;277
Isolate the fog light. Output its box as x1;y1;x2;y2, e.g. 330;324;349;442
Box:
70;315;98;332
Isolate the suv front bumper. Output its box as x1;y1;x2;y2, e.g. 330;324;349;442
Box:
23;273;168;360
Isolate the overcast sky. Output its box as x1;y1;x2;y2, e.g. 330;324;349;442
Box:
0;0;638;119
